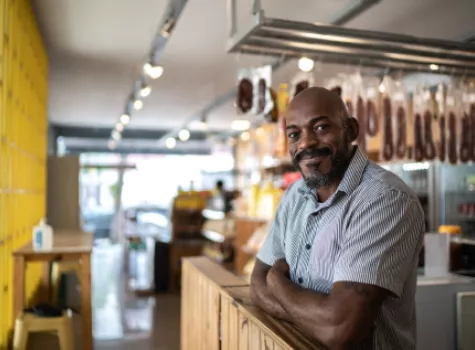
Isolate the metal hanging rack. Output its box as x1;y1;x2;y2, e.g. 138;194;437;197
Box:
227;1;475;76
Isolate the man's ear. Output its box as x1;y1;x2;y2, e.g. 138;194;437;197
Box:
346;117;359;143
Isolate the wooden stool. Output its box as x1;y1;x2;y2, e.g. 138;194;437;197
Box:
13;310;74;350
51;261;82;303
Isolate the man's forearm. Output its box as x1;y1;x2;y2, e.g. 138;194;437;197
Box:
251;284;289;320
269;274;338;345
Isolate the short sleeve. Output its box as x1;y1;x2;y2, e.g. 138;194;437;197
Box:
256;184;294;266
333;190;424;297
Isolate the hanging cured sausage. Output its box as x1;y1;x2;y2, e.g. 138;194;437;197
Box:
446;84;459;165
366;100;378;137
413;87;426;162
380;76;396;161
395;106;407;159
237;77;253;114
382;97;394;161
392;81;408;160
435;84;446;162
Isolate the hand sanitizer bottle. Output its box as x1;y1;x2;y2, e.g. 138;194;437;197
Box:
32;218;53;251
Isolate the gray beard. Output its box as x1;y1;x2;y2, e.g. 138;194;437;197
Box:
303;170;331;189
296;155;343;190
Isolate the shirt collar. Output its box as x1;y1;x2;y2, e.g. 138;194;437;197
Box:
297;146;368;197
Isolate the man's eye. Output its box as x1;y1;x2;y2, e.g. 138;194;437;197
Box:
315;124;329;131
287;132;299;139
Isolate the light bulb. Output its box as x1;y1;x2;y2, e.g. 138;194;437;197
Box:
178;129;190;141
120;114;130;125
165;137;176;149
240;131;250;141
111;130;121;141
133;99;143;110
144;63;164;79
231;119;251;131
198;121;207;130
115;123;124;132
140;85;151;97
429;64;439;71
298;57;314;72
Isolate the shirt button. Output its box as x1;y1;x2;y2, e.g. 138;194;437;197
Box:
298;277;303;284
305;244;311;250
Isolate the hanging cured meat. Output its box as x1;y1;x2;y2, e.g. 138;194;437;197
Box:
237;77;253;114
447;112;458;164
414;113;425;162
366;100;378;137
423;110;436;160
446;84;459;165
382;97;394;161
435;84;446;162
459;112;471;163
395;106;407;159
438;115;446;162
392;81;408;160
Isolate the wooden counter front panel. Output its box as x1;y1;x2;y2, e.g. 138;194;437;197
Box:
181;258;325;350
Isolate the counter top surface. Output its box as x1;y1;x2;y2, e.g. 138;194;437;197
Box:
13;229;93;255
417;273;475;286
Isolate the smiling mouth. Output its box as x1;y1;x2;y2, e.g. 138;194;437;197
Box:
300;154;330;165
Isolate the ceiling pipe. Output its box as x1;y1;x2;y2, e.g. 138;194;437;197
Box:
158;0;381;144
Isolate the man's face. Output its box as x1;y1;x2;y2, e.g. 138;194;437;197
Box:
286;95;355;189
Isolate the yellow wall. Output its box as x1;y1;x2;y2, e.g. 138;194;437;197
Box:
0;0;48;344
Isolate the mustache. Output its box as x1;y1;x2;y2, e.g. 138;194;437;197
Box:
294;147;332;163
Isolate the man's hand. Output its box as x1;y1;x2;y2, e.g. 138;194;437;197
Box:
267;258;290;289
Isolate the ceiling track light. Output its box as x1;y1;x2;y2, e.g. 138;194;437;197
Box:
115;123;124;132
165;137;177;149
133;99;143;110
198;114;208;130
178;129;190;142
140;83;152;97
111;130;122;141
143;62;164;79
120;113;130;125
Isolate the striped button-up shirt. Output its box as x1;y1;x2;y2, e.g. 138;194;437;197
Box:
257;147;424;349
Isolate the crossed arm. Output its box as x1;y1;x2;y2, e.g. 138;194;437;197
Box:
250;259;388;349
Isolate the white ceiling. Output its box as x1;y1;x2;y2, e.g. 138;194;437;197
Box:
33;0;475;132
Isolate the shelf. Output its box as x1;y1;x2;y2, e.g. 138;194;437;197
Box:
227;15;475;76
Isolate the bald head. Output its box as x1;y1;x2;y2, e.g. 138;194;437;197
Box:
288;86;350;124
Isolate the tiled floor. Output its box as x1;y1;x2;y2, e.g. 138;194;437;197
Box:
27;240;181;349
92;240;181;350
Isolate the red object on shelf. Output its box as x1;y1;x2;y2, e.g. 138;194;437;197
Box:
283;172;302;188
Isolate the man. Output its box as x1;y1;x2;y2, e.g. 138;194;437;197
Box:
250;87;424;349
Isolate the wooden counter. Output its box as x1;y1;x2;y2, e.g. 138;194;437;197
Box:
181;257;325;350
12;230;93;350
